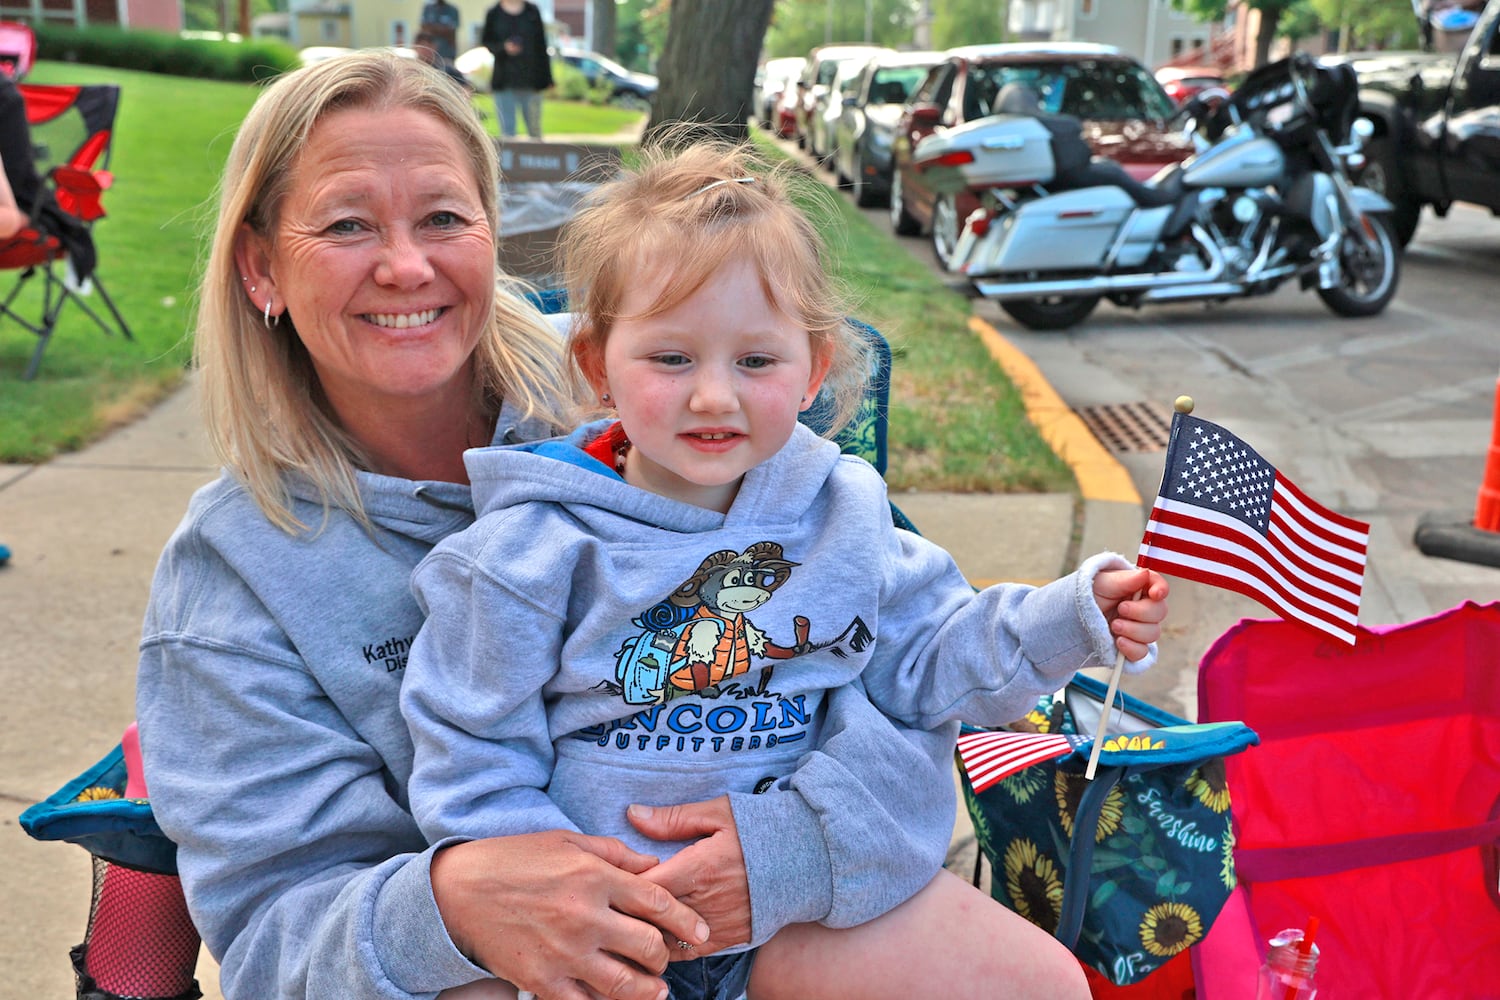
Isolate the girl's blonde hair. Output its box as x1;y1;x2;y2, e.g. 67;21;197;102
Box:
195;50;570;534
558;137;874;435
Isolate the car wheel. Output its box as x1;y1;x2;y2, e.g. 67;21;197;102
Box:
931;194;960;268
613;92;651;112
1360;138;1420;247
889;169;920;236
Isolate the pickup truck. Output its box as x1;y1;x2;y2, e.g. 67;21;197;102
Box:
1326;0;1500;245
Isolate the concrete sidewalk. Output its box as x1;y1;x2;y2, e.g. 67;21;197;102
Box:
1;338;1141;997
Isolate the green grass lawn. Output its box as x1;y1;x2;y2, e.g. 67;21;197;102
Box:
0;61;1072;497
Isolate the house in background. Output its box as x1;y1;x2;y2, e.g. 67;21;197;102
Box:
0;0;180;32
285;0;593;54
1008;0;1227;70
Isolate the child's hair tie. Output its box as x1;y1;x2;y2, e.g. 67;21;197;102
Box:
683;176;756;199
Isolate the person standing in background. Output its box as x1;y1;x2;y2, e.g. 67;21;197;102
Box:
420;0;461;61
482;0;552;140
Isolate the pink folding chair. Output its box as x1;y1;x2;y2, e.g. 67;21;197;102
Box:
1194;602;1500;998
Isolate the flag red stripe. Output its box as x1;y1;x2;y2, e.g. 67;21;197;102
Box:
1150;504;1362;605
1139;523;1360;626
1267;507;1366;584
1276;473;1372;537
1271;479;1368;572
1137;538;1358;642
1133;549;1357;643
1142;505;1362;614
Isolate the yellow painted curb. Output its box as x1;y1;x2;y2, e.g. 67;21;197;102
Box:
968;316;1141;505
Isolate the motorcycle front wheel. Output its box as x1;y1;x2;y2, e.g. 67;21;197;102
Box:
1317;212;1400;319
1000;294;1101;331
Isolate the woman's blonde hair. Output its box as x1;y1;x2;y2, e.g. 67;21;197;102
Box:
195;50;569;533
558;137;874;435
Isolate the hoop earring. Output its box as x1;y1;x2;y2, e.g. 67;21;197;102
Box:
264;300;280;329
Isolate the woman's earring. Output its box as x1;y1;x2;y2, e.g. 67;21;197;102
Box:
600;392;612;405
263;300;280;329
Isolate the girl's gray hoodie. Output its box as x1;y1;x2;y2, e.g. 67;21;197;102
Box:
402;421;1138;950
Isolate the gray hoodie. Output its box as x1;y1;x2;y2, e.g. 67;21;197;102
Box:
135;405;987;999
403;421;1136;949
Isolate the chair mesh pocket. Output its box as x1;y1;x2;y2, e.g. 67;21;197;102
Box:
71;854;202;1000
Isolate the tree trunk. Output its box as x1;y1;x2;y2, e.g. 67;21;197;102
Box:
645;0;775;145
1255;7;1281;66
592;0;617;58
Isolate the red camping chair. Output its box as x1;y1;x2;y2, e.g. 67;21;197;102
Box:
0;79;131;380
1193;602;1500;998
0;20;35;80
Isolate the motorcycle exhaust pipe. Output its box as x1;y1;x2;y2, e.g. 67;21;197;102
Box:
1137;282;1247;302
969;224;1228;301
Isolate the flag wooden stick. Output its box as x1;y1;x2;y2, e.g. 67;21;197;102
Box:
1085;610;1131;780
1086;395;1193;781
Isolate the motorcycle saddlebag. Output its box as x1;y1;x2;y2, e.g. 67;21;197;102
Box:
913;114;1057;194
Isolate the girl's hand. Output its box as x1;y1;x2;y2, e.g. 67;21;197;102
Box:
1093;567;1169;662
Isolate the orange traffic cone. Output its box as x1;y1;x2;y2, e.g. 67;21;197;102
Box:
1415;371;1500;566
1474;374;1500;532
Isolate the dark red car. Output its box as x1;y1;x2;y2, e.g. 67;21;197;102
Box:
1156;65;1229;107
889;43;1194;266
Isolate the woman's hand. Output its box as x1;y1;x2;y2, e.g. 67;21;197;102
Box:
1093;567;1170;662
431;830;710;1000
627;797;752;959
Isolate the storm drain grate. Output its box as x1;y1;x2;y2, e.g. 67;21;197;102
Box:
1074;401;1172;453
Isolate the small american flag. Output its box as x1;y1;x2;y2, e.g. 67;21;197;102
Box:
1137;413;1369;645
958;730;1090;793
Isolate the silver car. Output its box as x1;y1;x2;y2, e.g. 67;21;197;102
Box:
831;51;942;207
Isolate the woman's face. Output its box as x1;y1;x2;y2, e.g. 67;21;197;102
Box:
238;106;495;428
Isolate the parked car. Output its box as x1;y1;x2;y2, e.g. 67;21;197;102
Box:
1155;64;1228;106
557;48;659;108
756;56;806;130
1331;0;1500;245
832;50;943;206
795;43;892;155
889;42;1193;266
771;79;805;140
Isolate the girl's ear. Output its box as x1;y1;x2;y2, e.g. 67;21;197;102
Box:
799;342;834;412
571;328;608;396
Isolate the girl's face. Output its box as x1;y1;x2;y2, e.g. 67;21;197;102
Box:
236;106;495;434
588;255;830;513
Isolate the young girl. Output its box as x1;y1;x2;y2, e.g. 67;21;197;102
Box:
401;140;1169;1000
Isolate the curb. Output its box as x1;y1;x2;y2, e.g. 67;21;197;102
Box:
966;316;1140;507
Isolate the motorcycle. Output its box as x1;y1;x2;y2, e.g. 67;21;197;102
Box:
915;53;1400;331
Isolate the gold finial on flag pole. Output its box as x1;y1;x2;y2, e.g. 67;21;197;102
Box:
1175;395;1194;414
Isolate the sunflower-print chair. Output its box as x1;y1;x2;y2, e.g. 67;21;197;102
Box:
1192;602;1500;1000
957;674;1259;991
